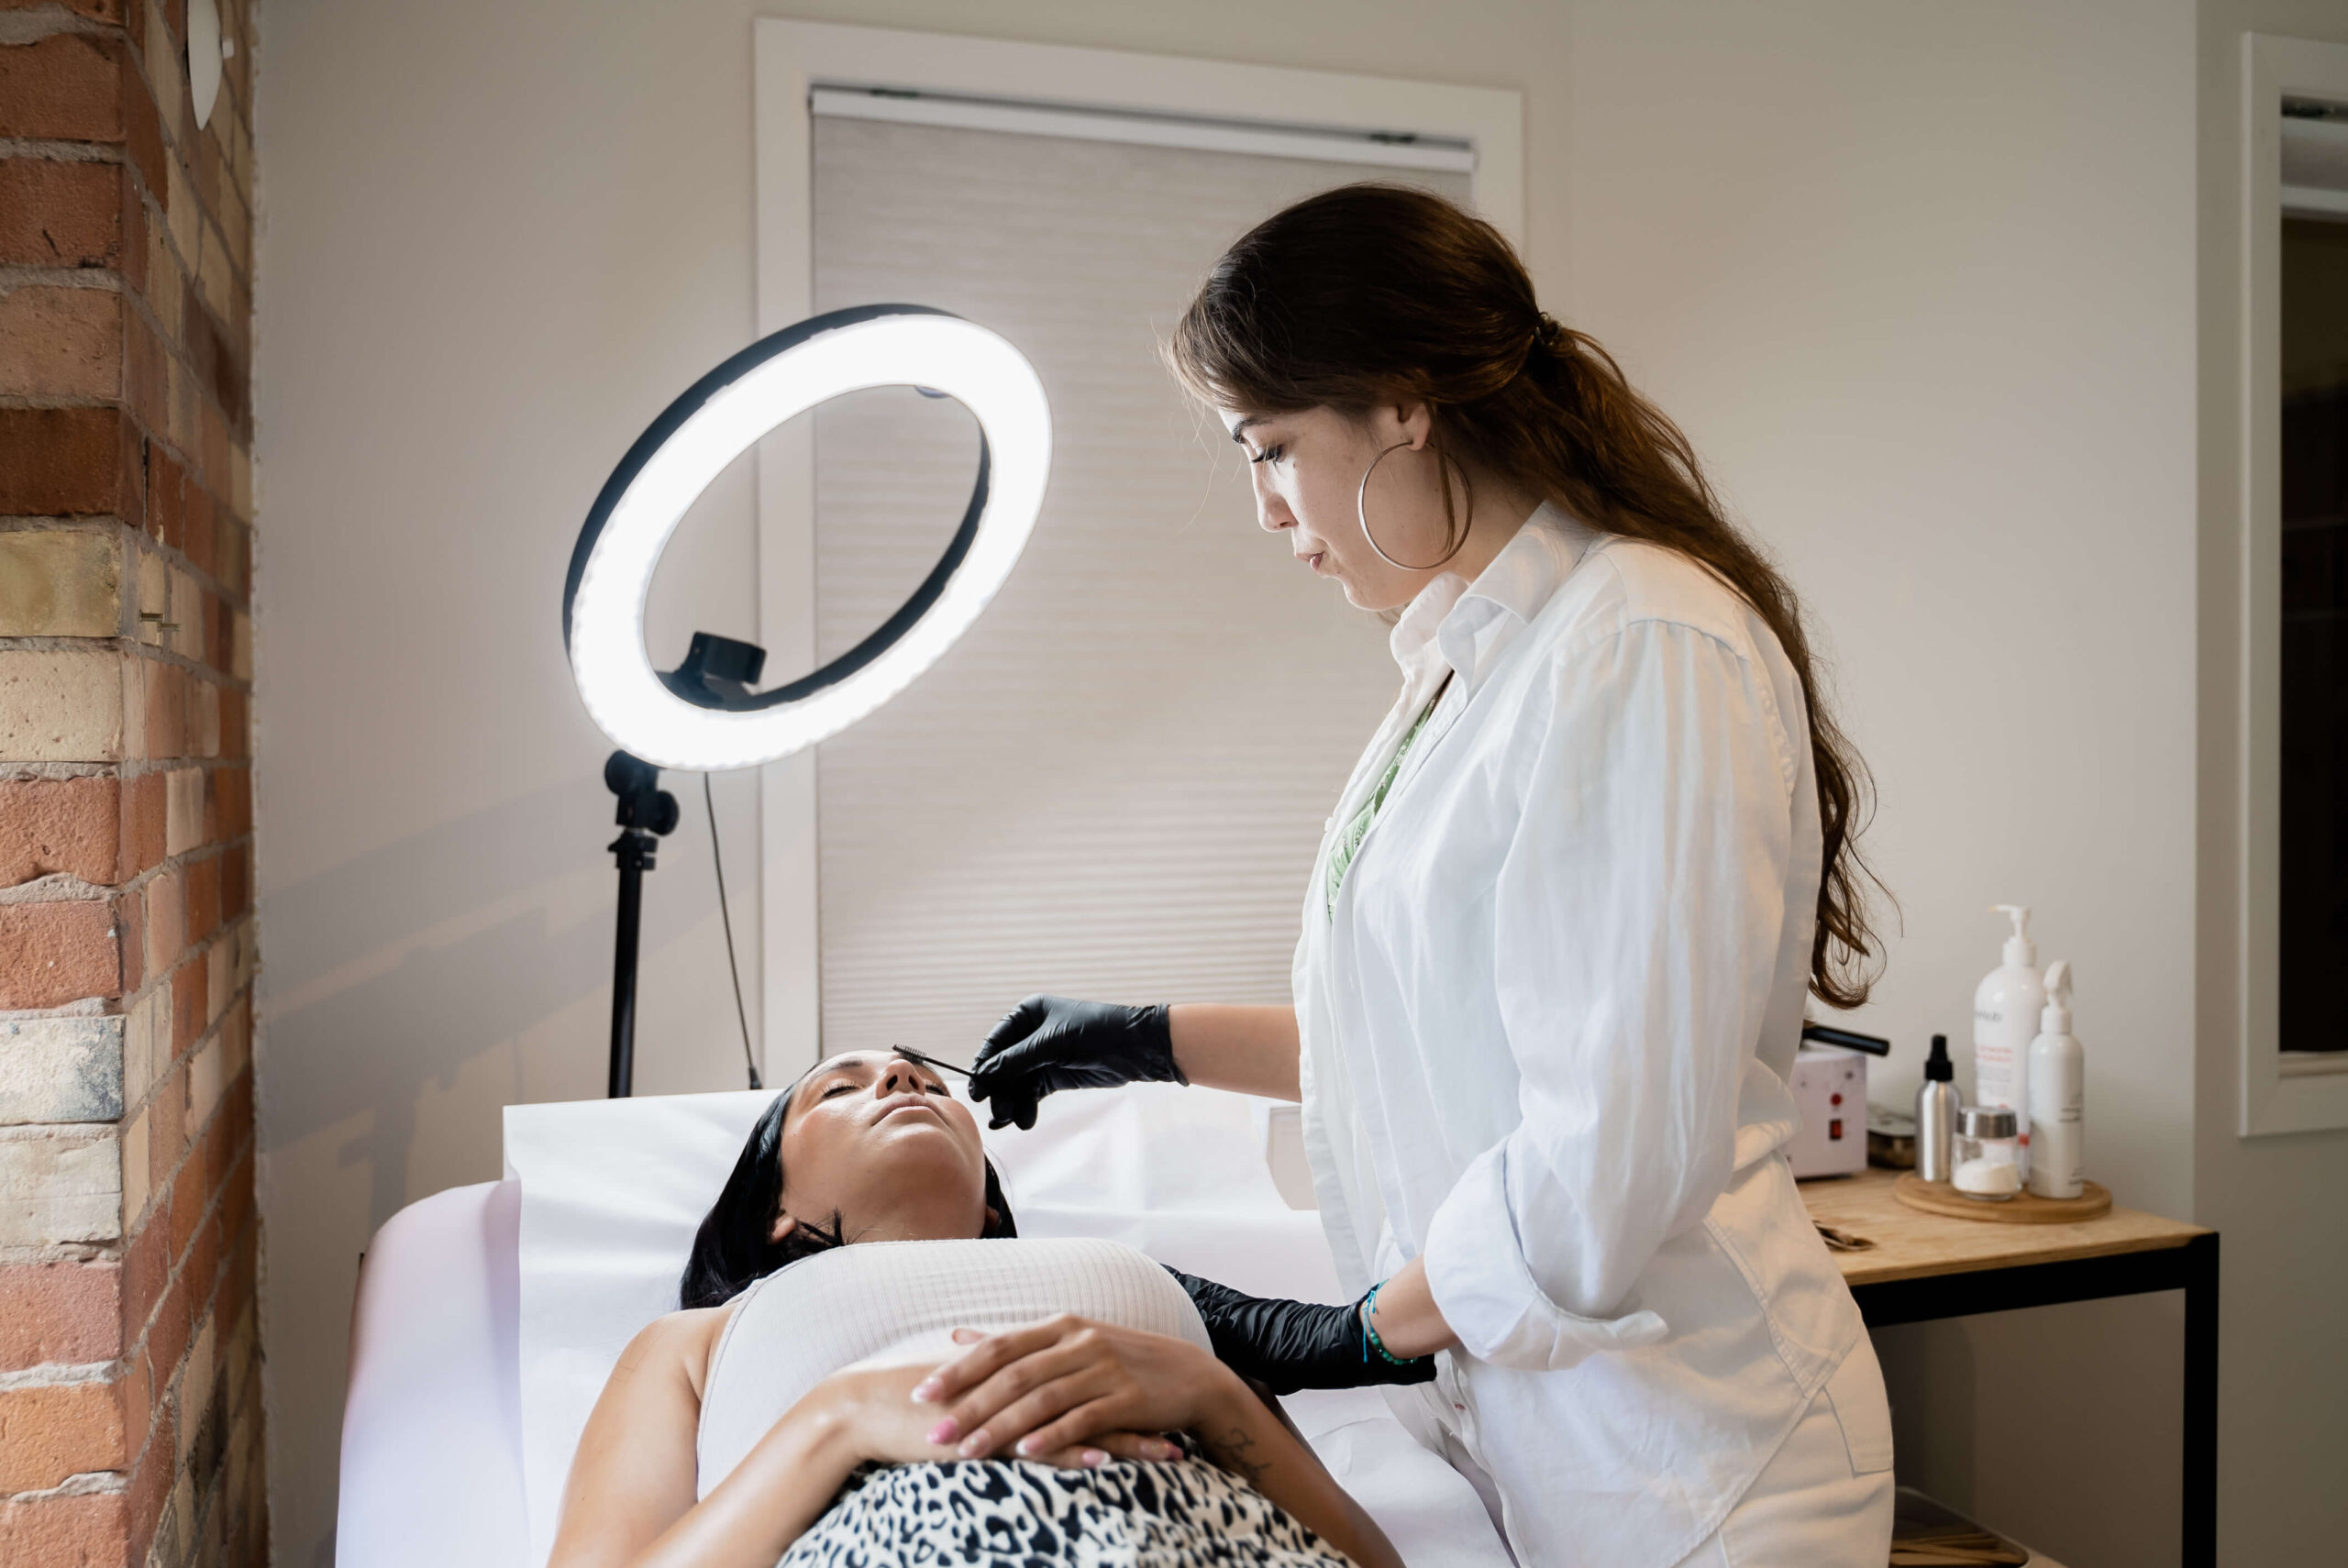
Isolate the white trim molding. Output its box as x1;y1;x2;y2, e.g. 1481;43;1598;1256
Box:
752;19;1523;1077
2238;33;2348;1136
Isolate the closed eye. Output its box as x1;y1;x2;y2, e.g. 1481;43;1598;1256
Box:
1249;444;1284;466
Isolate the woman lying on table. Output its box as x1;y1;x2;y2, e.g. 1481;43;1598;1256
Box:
548;1048;1423;1568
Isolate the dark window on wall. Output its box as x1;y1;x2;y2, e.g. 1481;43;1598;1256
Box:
2280;208;2348;1051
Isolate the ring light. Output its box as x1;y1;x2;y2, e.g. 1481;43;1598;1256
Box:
562;304;1052;771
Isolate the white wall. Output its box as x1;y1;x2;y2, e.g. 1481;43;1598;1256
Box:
253;4;2341;1567
1560;6;2204;1563
2194;3;2348;1563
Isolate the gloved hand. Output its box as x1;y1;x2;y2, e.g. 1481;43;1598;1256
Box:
1168;1269;1436;1395
968;995;1182;1131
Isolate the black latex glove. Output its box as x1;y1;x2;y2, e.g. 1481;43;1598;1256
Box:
1168;1269;1437;1396
968;995;1183;1131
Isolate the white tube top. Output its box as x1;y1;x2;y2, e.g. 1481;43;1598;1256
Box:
694;1237;1212;1496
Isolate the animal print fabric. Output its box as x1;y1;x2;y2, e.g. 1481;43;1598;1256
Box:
778;1450;1354;1567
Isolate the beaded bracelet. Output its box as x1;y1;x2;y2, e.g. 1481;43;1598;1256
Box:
1358;1280;1415;1366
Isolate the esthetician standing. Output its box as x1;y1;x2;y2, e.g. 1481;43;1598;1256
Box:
965;186;1897;1568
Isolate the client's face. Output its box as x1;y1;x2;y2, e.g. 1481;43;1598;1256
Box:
772;1051;990;1245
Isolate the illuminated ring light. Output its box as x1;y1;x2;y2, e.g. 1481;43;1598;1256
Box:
562;304;1052;771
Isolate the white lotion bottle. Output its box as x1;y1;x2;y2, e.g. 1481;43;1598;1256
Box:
2027;960;2085;1199
1972;904;2045;1179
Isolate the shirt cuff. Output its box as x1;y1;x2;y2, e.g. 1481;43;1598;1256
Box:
1420;1142;1671;1371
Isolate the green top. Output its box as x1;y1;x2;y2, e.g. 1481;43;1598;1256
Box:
1324;690;1445;921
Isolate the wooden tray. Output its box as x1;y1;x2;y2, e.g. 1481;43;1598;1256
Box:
1893;1172;2111;1223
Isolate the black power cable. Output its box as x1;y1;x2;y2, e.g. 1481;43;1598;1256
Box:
703;772;762;1090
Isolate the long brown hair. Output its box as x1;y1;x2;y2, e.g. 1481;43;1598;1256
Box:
1168;183;1886;1008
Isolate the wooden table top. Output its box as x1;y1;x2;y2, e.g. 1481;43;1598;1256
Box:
1798;1165;2208;1287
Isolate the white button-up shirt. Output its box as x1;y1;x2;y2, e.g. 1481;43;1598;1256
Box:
1295;508;1866;1568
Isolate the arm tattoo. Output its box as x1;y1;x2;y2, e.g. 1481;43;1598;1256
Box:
1205;1424;1271;1487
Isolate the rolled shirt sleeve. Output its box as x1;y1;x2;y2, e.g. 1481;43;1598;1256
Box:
1420;618;1797;1370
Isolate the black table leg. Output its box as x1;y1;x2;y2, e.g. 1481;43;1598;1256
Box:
2181;1231;2220;1567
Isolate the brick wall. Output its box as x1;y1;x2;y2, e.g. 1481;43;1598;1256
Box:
0;1;266;1565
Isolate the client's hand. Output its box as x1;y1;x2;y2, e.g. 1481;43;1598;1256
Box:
815;1361;1173;1470
908;1315;1246;1463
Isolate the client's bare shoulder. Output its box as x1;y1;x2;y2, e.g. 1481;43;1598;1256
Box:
614;1303;739;1408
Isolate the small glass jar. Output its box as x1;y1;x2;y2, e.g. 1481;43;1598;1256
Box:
1952;1107;2022;1201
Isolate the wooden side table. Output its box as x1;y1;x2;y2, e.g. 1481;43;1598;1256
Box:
1800;1167;2218;1566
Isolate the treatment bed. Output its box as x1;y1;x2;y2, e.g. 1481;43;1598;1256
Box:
337;1080;1515;1567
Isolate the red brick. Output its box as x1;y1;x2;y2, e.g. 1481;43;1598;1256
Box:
171;957;205;1056
142;1260;191;1388
0;1378;125;1491
166;1146;205;1258
124;306;167;446
216;514;247;594
218;841;247;922
0;1263;123;1372
142;866;180;979
184;1217;219;1327
0;1489;128;1568
125;1402;171;1566
0;158;124;269
183;853;217;943
0;34;162;201
119;1204;168;1347
216;685;245;761
210;766;248;841
142;657;183;758
0;897;118;1008
183;483;215;580
114;885;143;993
121;768;165;878
146;1064;183;1185
116;1345;150;1464
0;285;122;400
146;445;183;551
0;775;119;888
0;405;141;521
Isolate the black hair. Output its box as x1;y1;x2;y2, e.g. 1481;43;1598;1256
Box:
677;1059;1018;1309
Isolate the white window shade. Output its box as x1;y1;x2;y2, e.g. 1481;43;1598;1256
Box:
810;116;1470;1058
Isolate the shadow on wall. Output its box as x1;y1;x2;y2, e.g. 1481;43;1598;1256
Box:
254;772;710;1224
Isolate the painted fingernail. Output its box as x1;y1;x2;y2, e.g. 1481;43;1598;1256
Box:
958;1431;990;1459
1081;1449;1108;1468
1148;1439;1177;1460
926;1419;959;1445
1015;1435;1042;1456
952;1327;982;1344
910;1379;942;1403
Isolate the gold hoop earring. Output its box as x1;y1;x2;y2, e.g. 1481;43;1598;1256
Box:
1357;440;1473;571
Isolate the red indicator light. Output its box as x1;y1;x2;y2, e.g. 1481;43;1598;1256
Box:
1828;1118;1844;1140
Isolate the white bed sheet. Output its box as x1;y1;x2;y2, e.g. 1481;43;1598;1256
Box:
338;1081;1512;1568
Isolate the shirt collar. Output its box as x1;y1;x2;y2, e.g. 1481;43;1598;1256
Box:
1389;503;1595;690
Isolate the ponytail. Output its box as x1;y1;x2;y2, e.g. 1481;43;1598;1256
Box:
1168;183;1888;1008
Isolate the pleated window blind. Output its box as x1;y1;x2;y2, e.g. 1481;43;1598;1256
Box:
810;115;1470;1060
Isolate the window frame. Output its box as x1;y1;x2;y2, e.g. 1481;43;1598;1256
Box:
2240;32;2348;1135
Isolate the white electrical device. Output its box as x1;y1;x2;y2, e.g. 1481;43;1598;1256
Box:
1786;1044;1869;1179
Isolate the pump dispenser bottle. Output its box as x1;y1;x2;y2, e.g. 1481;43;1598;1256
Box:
1916;1034;1959;1182
1973;905;2045;1179
2027;961;2086;1198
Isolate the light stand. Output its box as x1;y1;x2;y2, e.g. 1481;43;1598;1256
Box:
563;305;1051;1098
602;633;768;1098
603;752;677;1098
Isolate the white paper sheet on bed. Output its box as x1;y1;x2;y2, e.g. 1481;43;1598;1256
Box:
505;1080;1512;1568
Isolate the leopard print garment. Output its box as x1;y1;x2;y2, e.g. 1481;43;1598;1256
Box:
779;1450;1355;1567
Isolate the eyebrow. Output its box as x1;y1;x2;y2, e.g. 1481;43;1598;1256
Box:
1229;416;1270;446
